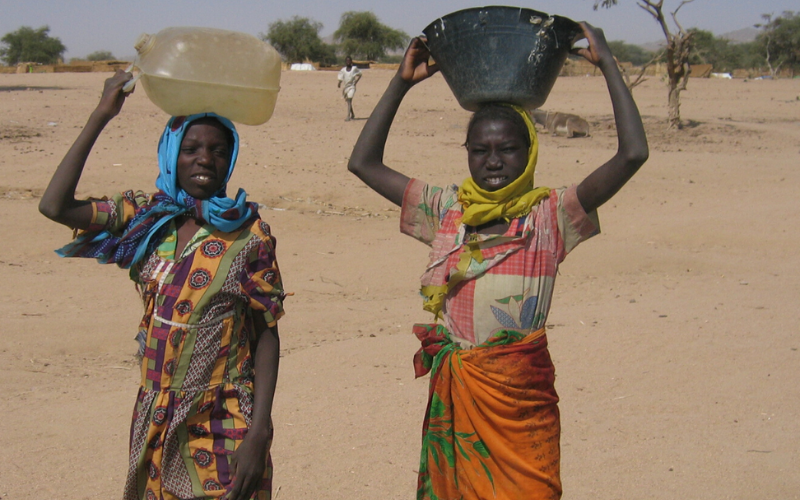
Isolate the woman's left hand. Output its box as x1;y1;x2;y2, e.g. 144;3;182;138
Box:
225;432;270;500
570;22;614;68
398;37;439;86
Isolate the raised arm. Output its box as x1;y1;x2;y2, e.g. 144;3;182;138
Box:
573;23;649;213
38;70;133;229
347;38;438;206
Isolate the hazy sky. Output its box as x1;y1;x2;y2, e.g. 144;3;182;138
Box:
1;0;794;60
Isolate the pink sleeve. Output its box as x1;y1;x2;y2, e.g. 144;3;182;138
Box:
400;179;456;246
557;185;601;255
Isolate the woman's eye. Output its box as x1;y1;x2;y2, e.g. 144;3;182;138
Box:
180;148;195;154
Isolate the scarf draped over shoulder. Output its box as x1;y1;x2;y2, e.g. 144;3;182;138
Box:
57;113;257;270
457;105;550;226
422;105;550;318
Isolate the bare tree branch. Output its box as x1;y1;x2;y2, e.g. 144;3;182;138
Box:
637;1;660;21
672;0;695;20
671;0;696;35
593;0;619;10
638;1;671;40
678;60;691;91
628;50;664;90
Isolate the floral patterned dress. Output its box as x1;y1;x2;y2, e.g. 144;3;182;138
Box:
400;180;599;500
401;180;599;346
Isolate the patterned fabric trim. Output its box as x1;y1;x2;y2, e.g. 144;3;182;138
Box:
153;309;235;329
84;196;115;233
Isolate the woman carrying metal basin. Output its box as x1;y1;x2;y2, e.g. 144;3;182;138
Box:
348;12;648;500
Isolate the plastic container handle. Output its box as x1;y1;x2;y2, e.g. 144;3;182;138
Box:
122;63;142;93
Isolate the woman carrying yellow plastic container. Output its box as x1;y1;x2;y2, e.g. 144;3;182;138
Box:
39;71;285;500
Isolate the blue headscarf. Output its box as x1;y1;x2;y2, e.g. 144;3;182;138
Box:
57;113;257;270
156;113;254;231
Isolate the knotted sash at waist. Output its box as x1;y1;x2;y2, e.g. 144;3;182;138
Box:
412;324;563;500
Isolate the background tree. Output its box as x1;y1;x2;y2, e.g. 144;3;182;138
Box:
608;40;656;65
86;50;115;61
688;29;725;65
0;25;66;65
262;16;337;65
735;42;769;72
606;41;662;92
687;30;761;73
688;29;738;71
314;43;339;67
333;11;408;61
595;0;696;130
755;11;800;77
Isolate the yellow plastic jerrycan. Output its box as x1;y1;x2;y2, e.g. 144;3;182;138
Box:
128;27;281;126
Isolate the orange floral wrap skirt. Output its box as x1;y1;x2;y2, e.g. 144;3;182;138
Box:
413;324;561;500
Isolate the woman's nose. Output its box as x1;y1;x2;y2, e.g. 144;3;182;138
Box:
486;150;502;169
196;148;213;165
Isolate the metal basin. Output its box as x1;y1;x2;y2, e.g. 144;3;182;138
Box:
423;6;581;111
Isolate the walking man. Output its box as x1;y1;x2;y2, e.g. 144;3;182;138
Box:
338;56;362;121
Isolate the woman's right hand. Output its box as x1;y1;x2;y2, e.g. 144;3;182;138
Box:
398;37;439;85
94;69;133;121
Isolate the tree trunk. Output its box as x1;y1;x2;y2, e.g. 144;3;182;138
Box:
667;83;681;130
665;30;692;130
665;43;684;130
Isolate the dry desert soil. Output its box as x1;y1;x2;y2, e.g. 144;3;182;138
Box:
0;69;799;499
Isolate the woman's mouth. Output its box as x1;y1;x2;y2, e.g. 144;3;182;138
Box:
191;173;215;185
484;176;508;188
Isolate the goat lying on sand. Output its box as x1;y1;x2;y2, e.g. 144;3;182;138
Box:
532;109;590;138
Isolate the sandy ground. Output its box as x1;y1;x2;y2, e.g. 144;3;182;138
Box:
0;68;799;500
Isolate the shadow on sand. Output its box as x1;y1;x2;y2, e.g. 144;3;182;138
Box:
0;86;67;93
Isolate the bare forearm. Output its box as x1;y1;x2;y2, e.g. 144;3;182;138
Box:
348;38;438;205
226;323;278;500
249;325;279;442
347;74;412;206
577;54;649;212
39;110;113;227
600;55;649;163
350;75;409;168
40;70;132;228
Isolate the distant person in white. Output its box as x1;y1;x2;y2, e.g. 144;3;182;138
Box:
338;56;362;121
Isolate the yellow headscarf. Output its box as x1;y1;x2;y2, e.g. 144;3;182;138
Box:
457;105;550;226
421;105;551;319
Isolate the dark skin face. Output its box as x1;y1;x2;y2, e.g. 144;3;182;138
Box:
466;118;529;192
345;56;353;69
176;119;232;200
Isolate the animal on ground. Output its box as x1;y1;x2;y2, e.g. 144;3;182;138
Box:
532;108;590;138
